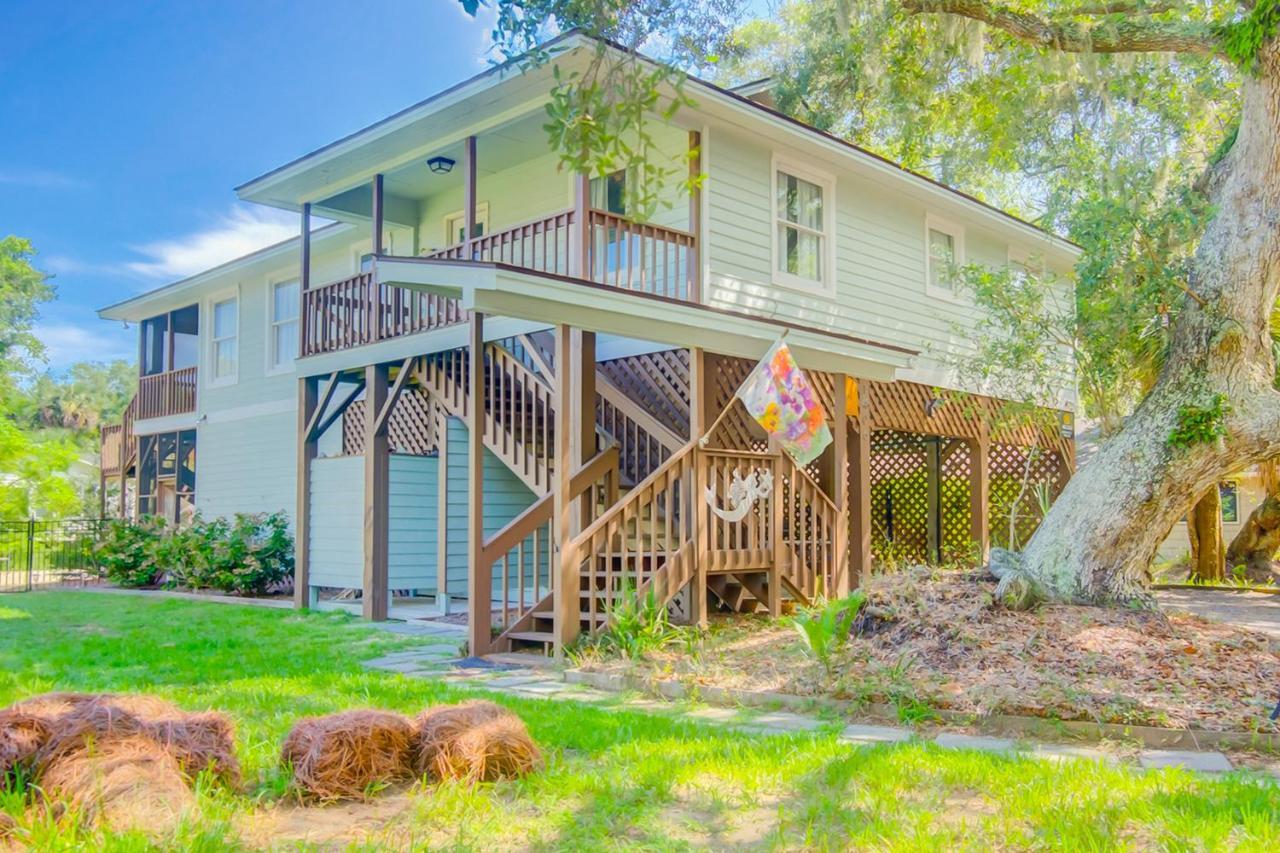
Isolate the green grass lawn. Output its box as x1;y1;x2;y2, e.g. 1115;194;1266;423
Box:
1;592;1278;851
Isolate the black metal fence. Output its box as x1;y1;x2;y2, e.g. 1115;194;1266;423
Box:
0;518;106;593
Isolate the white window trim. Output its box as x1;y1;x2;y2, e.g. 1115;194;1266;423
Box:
265;276;300;376
205;288;240;388
924;213;967;303
442;201;491;248
770;155;837;295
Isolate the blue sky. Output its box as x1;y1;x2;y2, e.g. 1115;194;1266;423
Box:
0;0;500;370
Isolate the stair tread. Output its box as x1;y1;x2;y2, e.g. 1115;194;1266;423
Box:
505;630;555;643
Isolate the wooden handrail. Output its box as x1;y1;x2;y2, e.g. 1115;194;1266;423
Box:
585;208;697;300
567;437;699;551
135;367;197;420
481;445;619;563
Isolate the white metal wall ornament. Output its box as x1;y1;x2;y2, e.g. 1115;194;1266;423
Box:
704;468;774;523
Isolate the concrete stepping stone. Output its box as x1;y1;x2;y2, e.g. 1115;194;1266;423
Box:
749;711;826;732
683;706;740;723
1139;749;1233;773
934;733;1018;754
483;675;548;689
507;680;571;695
840;724;913;745
1031;744;1119;766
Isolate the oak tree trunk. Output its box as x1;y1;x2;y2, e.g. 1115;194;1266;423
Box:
1225;493;1280;583
1017;47;1280;603
1188;487;1224;583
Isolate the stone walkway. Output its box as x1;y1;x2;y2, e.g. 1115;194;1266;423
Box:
361;646;1247;776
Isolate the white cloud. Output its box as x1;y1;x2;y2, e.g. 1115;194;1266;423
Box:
0;169;86;190
35;322;135;370
125;205;298;279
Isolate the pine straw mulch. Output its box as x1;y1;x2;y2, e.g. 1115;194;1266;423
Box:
587;567;1280;733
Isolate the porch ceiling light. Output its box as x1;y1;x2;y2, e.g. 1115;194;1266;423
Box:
427;156;455;174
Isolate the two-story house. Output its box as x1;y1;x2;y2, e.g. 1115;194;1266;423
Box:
98;32;1080;657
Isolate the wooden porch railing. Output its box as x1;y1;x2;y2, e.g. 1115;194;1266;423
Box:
100;396;137;478
585;209;697;301
300;206;699;356
699;448;779;574
778;460;839;602
476;445;620;654
134;367;197;420
300;272;463;357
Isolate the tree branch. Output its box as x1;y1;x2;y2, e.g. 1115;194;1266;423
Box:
1055;2;1176;17
900;0;1223;57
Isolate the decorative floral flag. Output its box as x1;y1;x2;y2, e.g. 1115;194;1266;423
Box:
736;340;832;466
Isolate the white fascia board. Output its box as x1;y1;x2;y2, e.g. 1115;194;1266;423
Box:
377;259;912;380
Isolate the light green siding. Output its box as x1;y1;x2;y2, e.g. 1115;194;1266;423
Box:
307;452;439;591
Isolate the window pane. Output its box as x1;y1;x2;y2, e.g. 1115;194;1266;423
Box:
140;315;168;376
929;228;955;290
273;321;298;368
213;299;237;337
274;281;299;322
777;171;823;231
778;224;822;281
590;170;626;215
215;339;237;378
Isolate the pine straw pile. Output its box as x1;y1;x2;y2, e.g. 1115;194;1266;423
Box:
598;567;1280;733
413;700;541;783
280;701;542;801
280;710;416;801
0;692;239;833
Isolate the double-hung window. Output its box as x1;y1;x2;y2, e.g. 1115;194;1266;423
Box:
773;163;833;291
270;280;299;370
211;296;238;382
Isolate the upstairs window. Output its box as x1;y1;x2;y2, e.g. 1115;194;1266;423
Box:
590;170;627;215
443;202;490;246
270;280;299;370
925;214;965;299
211;296;238;381
773;163;833;291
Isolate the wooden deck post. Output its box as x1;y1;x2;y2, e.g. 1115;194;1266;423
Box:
967;423;991;564
573;172;590;278
463;136;477;257
553;324;579;657
768;451;784;618
832;374;851;598
573;329;597;527
688;347;711;628
295;376;318;609
687;129;702;302
362;362;390;621
466;313;487;655
436;402;450;615
371;174;385;255
851;384;874;586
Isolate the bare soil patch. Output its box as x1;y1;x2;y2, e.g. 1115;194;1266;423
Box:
585;568;1280;733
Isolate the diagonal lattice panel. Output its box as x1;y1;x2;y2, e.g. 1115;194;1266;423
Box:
938;439;973;563
869;430;931;564
987;443;1066;550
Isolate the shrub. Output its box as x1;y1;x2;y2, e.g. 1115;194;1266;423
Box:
94;517;167;587
169;512;294;595
95;512;293;595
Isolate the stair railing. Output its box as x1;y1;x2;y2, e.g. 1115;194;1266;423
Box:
777;456;839;603
559;438;700;646
478;445;620;654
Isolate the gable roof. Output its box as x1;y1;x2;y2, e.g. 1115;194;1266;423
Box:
236;30;1080;258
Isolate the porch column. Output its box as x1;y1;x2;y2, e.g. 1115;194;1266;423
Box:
688;347;712;628
572;329;597;527
295;376;318;609
466;313;487;654
463;136;477;256
435;402;450;615
966;422;990;564
553;323;579;656
851;383;874;586
371;173;385;255
831;374;851;598
572;172;590;279
300;203;311;292
362;362;389;621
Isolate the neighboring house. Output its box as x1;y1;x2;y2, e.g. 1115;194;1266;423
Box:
1155;468;1267;565
98;33;1080;657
